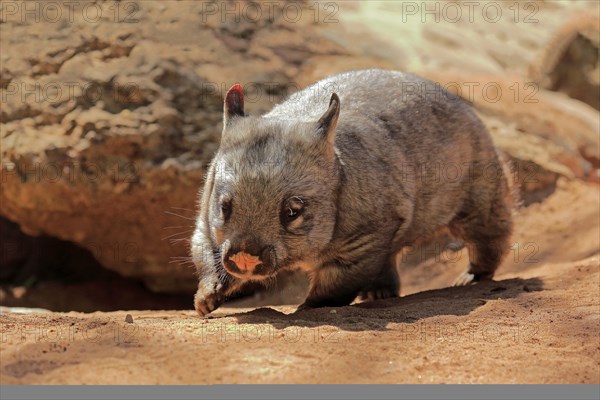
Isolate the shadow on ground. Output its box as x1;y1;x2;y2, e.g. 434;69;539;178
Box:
220;277;544;332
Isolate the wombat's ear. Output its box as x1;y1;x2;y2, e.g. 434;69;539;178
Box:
316;93;340;146
223;83;244;128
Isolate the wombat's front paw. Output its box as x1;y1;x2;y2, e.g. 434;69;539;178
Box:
194;288;224;317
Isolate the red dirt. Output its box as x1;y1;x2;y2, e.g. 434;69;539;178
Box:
1;179;598;384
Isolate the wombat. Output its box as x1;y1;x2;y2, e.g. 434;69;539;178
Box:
191;69;513;316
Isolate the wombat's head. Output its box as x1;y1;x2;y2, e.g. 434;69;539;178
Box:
204;84;341;282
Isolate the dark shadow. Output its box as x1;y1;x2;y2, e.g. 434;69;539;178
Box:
224;277;544;332
0;217;193;312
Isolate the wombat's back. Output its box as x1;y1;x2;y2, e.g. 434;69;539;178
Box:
269;69;497;181
265;69;492;171
267;69;507;246
266;69;473;127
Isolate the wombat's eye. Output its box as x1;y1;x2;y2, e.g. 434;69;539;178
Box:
220;198;232;221
282;196;305;223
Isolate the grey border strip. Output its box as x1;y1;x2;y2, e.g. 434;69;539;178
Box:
1;385;599;400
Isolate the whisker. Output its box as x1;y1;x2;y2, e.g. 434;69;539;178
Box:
169;236;191;242
169;206;196;213
161;229;193;241
170;238;191;245
171;261;195;267
170;261;197;270
164;211;196;221
171;256;193;261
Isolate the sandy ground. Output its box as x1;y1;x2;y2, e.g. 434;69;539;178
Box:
1;179;598;384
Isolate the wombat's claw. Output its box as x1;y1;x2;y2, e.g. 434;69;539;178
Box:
453;272;476;286
194;291;223;317
454;269;496;286
358;288;398;301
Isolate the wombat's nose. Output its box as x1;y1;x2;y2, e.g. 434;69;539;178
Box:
224;243;276;277
228;251;262;272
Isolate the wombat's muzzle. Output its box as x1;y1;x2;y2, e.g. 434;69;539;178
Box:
222;238;277;279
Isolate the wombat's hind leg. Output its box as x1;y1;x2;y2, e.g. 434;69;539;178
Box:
357;265;400;301
453;271;478;286
450;195;513;286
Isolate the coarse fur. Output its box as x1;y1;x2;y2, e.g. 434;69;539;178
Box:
191;69;514;316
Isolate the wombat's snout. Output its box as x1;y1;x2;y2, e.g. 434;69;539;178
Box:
223;239;277;279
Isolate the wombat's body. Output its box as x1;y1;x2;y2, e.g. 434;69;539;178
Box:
192;69;513;315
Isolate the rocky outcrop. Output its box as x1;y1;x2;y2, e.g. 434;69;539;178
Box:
529;11;599;111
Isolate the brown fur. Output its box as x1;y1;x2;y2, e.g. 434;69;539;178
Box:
191;69;514;315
